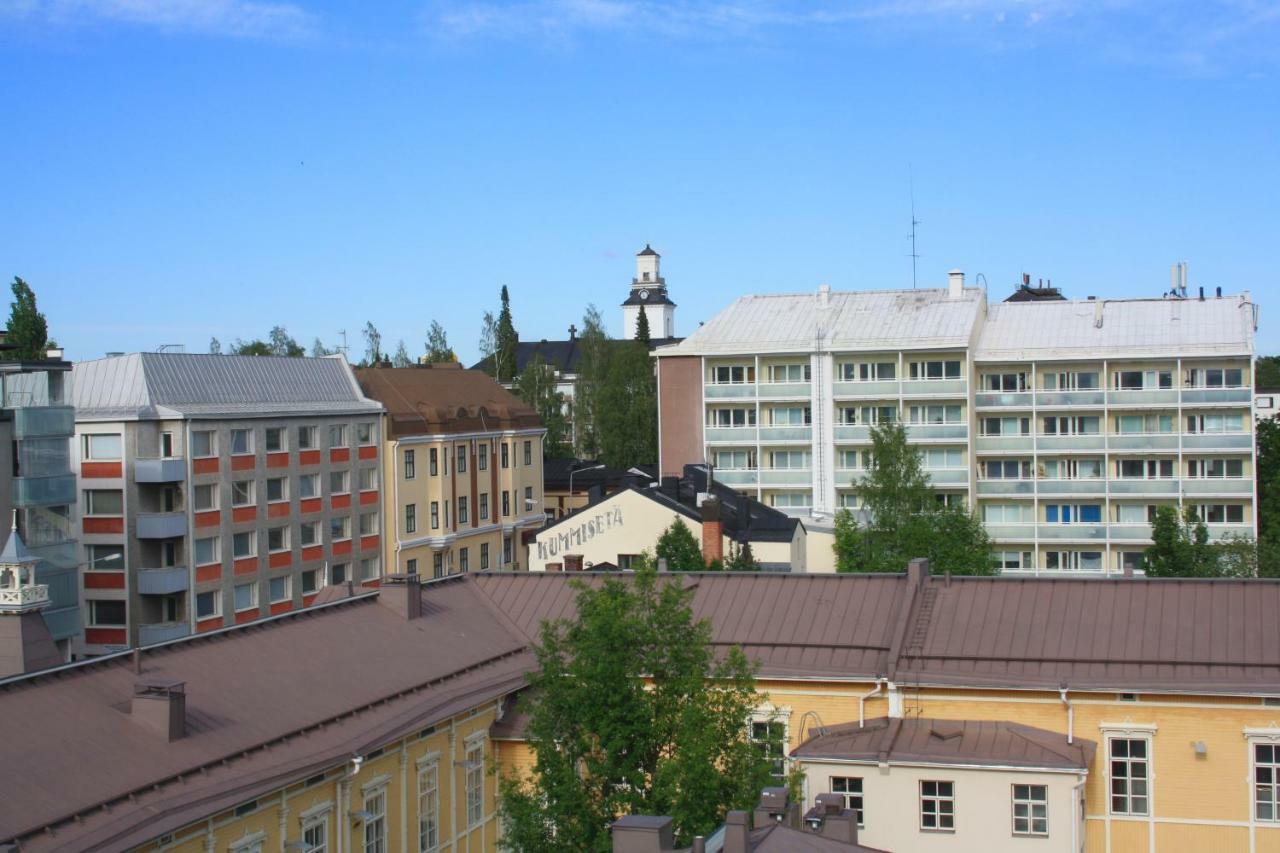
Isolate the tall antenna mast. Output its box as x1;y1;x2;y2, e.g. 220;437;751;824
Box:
908;171;921;289
338;329;348;358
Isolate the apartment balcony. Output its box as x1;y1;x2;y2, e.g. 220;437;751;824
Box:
974;435;1034;453
12;473;76;508
705;427;756;443
1037;480;1107;496
984;524;1036;541
1036;435;1105;452
901;379;967;397
925;469;969;486
1182;434;1251;450
715;470;758;486
139;621;192;646
1181;478;1253;497
27;540;77;570
1109;480;1179;495
974;392;1033;409
834;426;872;442
11;405;74;439
1207;523;1253;539
1181;388;1252;405
135;457;186;483
1038;524;1107;541
976;480;1034;496
757;382;810;399
834;380;900;398
137;511;186;539
760;469;811;486
136;566;190;595
1036;391;1105;407
758;426;811;442
1108;389;1179;407
1110;524;1153;542
1107;434;1179;451
705;384;756;399
906;424;968;441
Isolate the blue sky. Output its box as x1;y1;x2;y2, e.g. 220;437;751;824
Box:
2;0;1277;364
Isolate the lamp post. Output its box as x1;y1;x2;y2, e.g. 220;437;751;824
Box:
569;463;606;501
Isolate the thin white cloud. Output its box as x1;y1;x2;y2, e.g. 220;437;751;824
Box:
1;0;318;40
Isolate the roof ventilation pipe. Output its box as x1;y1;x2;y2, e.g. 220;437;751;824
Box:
817;283;830;309
948;269;965;299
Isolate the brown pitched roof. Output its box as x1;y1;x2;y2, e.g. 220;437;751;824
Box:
748;824;887;852
792;717;1095;771
0;580;531;849
354;364;541;438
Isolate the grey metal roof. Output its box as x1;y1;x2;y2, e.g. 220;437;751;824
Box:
0;525;37;566
658;287;983;357
975;294;1256;361
72;352;383;421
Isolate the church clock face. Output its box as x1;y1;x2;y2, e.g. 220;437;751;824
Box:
639;289;649;300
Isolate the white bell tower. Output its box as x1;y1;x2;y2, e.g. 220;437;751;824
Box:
621;244;677;340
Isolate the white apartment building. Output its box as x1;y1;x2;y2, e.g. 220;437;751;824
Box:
655;272;1259;575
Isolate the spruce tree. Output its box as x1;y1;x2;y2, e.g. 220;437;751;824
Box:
656;519;704;570
515;355;571;457
4;277;49;361
495;286;519;382
635;304;651;344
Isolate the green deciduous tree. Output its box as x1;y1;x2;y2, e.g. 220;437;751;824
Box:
479;310;497;365
833;420;995;575
362;321;382;366
231;339;272;356
209;337;222;355
515;355;571;458
4;277;49;361
596;339;657;469
1259;418;1280;544
572;305;610;459
424;321;456;363
1257;356;1280;391
1145;505;1217;577
725;541;760;571
656;519;704;571
311;338;334;357
498;566;776;851
494;286;519;382
267;326;305;357
392;339;413;368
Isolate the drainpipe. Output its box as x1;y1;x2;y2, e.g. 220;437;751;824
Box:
1059;685;1073;744
858;677;886;727
1071;772;1088;853
338;755;364;853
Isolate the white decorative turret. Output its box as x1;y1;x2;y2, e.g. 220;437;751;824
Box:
0;513;48;614
622;244;677;340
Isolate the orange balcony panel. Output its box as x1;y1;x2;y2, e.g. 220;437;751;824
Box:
84;571;126;590
195;510;221;528
85;627;126;646
195;563;222;583
266;452;289;469
299;450;321;466
332;494;351;510
193;457;220;475
268;551;291;569
232;506;257;524
268;601;293;616
330;448;351;464
230;454;255;471
358;446;378;460
301;545;323;562
300;498;322;515
302;594;317;608
267;502;290;519
196;617;222;634
81;461;122;478
332;540;352;557
233;557;258;576
83;516;124;535
234;609;259;625
359;490;379;506
360;535;380;553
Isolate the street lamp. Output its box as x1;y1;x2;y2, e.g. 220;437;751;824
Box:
569;463;606;498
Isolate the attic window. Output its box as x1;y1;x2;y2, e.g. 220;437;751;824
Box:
234;799;259;817
1264;698;1280;708
1118;693;1140;702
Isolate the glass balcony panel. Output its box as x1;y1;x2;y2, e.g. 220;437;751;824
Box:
1181;478;1252;496
761;469;812;485
901;379;967;396
714;470;759;486
834;380;899;398
137;511;187;539
1109;524;1153;541
1109;480;1178;495
1037;524;1107;540
1108;389;1178;406
975;392;1033;408
975;435;1034;453
758;427;812;442
906;424;969;441
13;473;76;507
1036;391;1105;407
137;566;191;595
135;457;186;482
16;437;71;476
705;427;757;443
139;621;192;646
926;469;969;485
834;426;872;442
984;523;1036;540
705;384;756;399
757;383;810;399
977;481;1034;496
1107;434;1179;451
1206;523;1253;539
1037;435;1105;451
1181;389;1252;405
12;406;75;439
1182;434;1251;450
1037;480;1107;496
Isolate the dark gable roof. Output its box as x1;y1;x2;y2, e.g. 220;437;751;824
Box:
792;717;1095;771
748;824;886;852
355;364;541;438
622;289;676;307
470;336;683;377
637;243;659;256
0;581;532;849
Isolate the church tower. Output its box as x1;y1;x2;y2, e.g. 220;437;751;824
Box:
621;244;676;340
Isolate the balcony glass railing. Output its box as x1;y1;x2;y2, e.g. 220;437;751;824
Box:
12;473;76;507
1181;388;1252;405
704;427;756;443
1109;524;1153;541
984;524;1036;540
1109;480;1178;495
1036;435;1106;451
926;469;970;485
976;480;1034;496
974;435;1034;453
714;470;758;486
137;512;187;539
137;566;191;595
135;457;186;482
902;379;967;396
1036;391;1105;407
758;426;812;442
974;392;1033;408
757;383;810;399
760;469;812;485
1108;389;1179;406
834;426;872;442
1183;434;1251;450
1206;523;1253;539
906;424;968;441
705;384;756;399
833;380;900;398
1181;478;1253;496
1037;524;1107;540
12;406;75;439
1036;480;1106;496
139;622;192;646
1107;434;1178;451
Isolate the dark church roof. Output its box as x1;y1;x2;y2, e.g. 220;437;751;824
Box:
637;243;659;256
470;336;682;378
622;289;677;307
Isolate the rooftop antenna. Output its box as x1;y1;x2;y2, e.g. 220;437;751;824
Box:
337;329;348;358
908;170;921;289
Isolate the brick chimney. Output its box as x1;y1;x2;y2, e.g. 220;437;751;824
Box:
564;554;584;572
131;677;186;741
722;811;750;853
804;793;860;844
701;497;723;566
610;815;676;852
377;573;422;620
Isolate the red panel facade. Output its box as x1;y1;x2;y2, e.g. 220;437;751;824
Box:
358;445;378;460
330;448;350;464
230;455;255;471
267;502;290;519
83;517;124;535
266;452;289;469
193;457;220;475
300;498;322;515
81;461;122;478
332;494;351;510
268;551;291;569
332;540;352;556
301;545;323;562
195;564;221;583
232;506;257;523
84;572;125;590
85;628;126;646
194;510;221;528
233;557;258;576
359;490;378;506
298;450;321;466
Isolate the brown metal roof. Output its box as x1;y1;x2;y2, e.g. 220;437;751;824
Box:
0;579;531;848
354;364;541;438
791;716;1095;771
748;824;887;852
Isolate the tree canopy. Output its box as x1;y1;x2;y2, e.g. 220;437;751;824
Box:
572;305;610;459
635;304;651;344
4;277;49;361
494;286;519;382
498;566;777;851
362;321;382;365
656;518;704;571
223;326;305;357
596;339;657;469
515;355;571;458
833;420;995;575
424;321;456;363
1257;355;1280;391
391;340;413;368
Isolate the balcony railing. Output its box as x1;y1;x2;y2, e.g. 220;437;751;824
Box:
1037;480;1107;496
704;427;756;443
984;524;1036;540
12;473;76;508
757;382;810;399
1183;434;1251;450
906;424;968;441
1181;388;1252;405
833;380;900;398
0;584;50;611
758;426;811;442
1107;434;1179;451
901;379;967;396
137;566;190;595
974;435;1034;453
1036;391;1105;407
1109;524;1153;541
11;406;74;439
705;384;756;399
135;457;186;483
1109;480;1179;495
760;469;811;486
1108;389;1179;406
1206;523;1253;539
137;512;186;539
1037;524;1107;540
1181;478;1253;497
834;426;872;442
139;621;192;646
974;392;1033;409
976;480;1034;496
714;470;758;486
926;469;970;485
1036;435;1106;451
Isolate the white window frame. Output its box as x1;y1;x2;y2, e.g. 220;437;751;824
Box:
919;779;955;832
1011;783;1048;837
1101;723;1156;817
465;735;485;827
362;784;388;853
417;755;441;852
